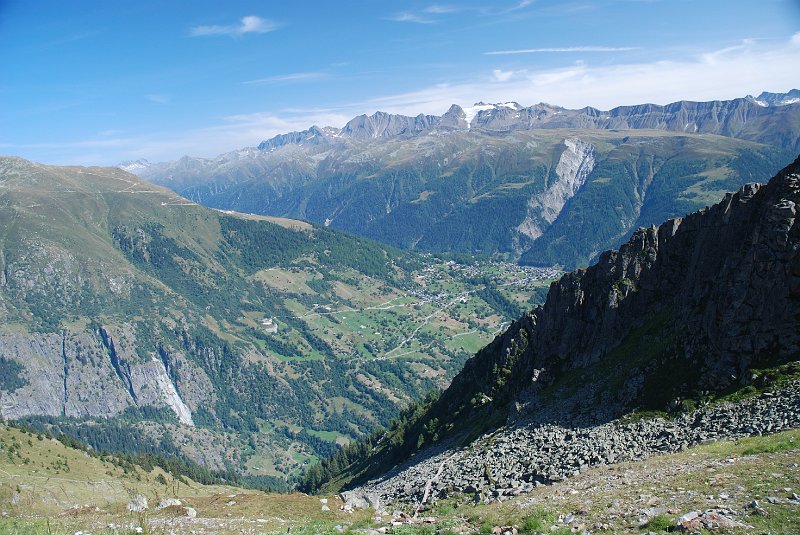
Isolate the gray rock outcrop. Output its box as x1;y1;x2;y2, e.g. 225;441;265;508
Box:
351;381;800;505
0;324;206;426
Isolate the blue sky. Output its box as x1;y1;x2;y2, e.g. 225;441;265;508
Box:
1;0;799;165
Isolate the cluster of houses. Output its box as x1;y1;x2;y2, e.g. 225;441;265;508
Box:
261;317;278;333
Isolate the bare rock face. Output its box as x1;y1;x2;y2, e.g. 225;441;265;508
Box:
0;323;208;426
0;330;133;420
130;358;194;426
517;138;595;241
342;111;440;140
127;495;148;513
500;152;800;403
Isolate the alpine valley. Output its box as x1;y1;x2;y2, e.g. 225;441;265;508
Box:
1;90;800;535
0;157;556;487
310;150;800;526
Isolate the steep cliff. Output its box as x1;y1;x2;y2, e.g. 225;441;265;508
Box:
517;138;595;241
317;154;800;499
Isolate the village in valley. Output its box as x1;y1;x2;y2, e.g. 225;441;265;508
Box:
252;255;560;367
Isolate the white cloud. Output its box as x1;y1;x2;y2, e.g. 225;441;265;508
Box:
485;46;639;55
791;32;800;46
242;72;326;85
491;69;516;82
191;15;277;37
360;36;800;114
424;4;461;14
509;0;534;10
386;12;436;24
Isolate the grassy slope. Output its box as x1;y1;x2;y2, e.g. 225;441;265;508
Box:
2;422;798;534
0;423;367;534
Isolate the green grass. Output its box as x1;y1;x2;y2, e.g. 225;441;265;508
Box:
389;526;437;535
641;514;673;532
520;507;557;533
306;429;342;443
699;428;800;456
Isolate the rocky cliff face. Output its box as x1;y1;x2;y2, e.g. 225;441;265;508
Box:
0;324;206;426
341;111;439;139
444;154;800;424
258;126;340;151
517;138;595;241
335;154;800;503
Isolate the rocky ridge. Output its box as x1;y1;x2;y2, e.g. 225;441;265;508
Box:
248;90;800;151
336;154;800;506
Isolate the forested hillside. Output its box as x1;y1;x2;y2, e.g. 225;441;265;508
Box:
0;157;557;484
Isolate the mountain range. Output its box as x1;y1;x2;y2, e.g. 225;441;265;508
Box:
122;91;800;268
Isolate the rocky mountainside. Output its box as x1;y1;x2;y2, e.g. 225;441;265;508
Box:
309;154;800;504
125;91;799;268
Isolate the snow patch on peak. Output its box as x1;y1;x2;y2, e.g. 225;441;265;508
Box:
462;103;497;127
117;159;152;173
462;102;521;127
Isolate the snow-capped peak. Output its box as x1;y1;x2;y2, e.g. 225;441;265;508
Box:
747;90;800;108
462;102;522;128
117;159;152;173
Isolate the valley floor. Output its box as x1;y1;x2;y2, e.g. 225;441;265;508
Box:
2;424;799;534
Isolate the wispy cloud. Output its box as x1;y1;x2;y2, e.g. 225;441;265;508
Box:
191;15;277;37
386;12;436;24
242;72;326;85
360;36;800;115
507;0;534;11
388;1;534;23
145;94;169;104
485;46;639;55
14;35;799;167
423;4;461;14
